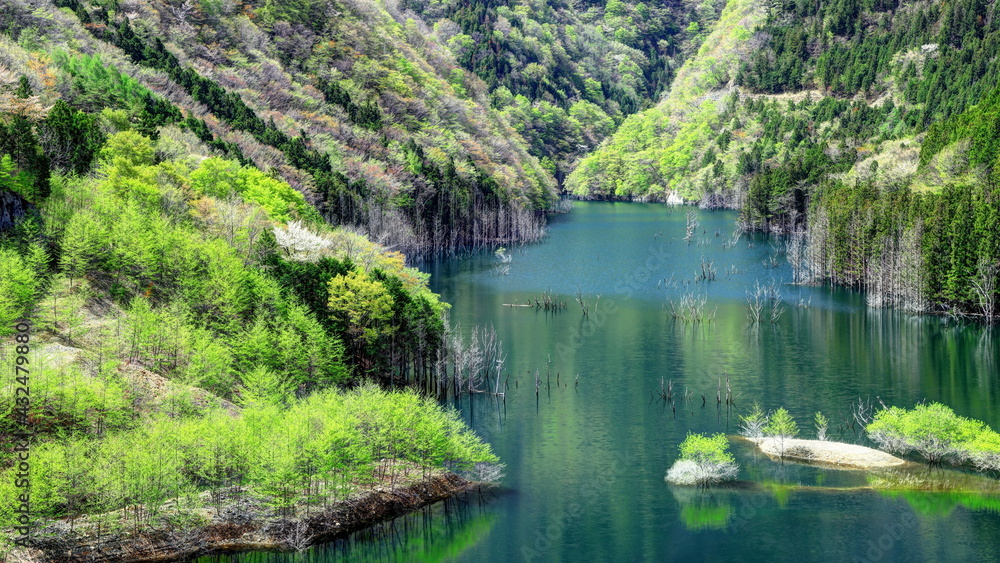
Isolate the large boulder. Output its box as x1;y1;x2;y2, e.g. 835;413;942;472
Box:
0;188;34;232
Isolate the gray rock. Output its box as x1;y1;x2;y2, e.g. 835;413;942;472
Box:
0;188;34;232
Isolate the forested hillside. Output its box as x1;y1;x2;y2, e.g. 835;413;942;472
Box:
2;0;561;257
0;0;512;551
569;0;1000;317
403;0;724;183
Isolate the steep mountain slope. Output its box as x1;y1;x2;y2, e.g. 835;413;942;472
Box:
566;0;763;200
570;0;999;207
568;0;1000;317
1;0;559;256
403;0;725;183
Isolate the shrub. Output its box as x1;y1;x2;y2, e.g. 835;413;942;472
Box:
739;401;768;440
814;411;829;441
764;408;798;439
967;432;1000;474
867;402;991;466
666;432;739;486
763;407;799;459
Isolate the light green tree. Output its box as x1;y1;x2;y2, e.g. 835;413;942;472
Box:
814;411;829;441
239;364;294;407
328;269;394;348
764;407;798;459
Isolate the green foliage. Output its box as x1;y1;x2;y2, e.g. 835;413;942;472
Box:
257;0;330;32
811;180;999;313
566;0;762;200
667;432;739;486
678;432;736;466
0;244;46;336
53;51;180;137
740;0;999;117
764;408;798;439
814;411;829;440
0;356;132;446
0;385;498;530
0;116;51;202
406;0;713;180
328;269;394;350
179;116;249;164
38;147;352;396
189;157;322;224
232;302;348;392
266;253;352;328
15;76;33;99
921;85;1000;177
37;100;106;175
866;402;1000;467
317;78;382;131
239;364;294;407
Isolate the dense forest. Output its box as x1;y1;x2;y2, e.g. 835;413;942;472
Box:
569;0;1000;317
2;0;563;258
402;0;725;183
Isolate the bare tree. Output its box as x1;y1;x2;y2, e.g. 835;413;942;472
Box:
865;224;926;313
684;210;700;244
972;257;999;321
787;229;809;283
746;282;765;324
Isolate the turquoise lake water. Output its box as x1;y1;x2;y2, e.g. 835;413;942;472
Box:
210;201;1000;562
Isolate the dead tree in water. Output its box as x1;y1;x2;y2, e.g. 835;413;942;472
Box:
746;284;765;324
667;292;716;323
575;289;601;317
746;279;784;325
684;210;700;244
865;224;926;313
437;323;505;397
696;256;717;282
534;289;566;311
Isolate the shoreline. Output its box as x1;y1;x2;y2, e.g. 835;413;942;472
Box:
743;436;908;469
8;472;480;563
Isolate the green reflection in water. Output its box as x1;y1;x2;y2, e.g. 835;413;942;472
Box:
880;491;1000;517
196;494;496;563
671;487;737;531
867;465;1000;517
680;503;734;531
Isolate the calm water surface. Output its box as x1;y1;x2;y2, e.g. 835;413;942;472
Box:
214;202;1000;562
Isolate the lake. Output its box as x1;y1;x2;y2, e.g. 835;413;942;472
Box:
212;201;1000;562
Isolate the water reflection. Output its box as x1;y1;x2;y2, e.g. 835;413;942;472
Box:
198;493;496;563
882;490;1000;517
671;487;736;531
218;203;1000;562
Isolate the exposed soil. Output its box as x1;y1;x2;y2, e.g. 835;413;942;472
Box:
7;472;478;562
